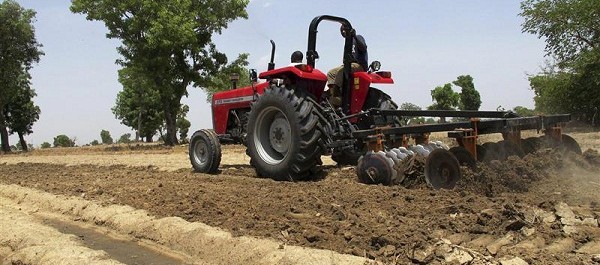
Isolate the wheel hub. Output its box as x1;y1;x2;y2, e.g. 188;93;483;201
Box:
269;114;291;154
253;107;292;165
193;141;208;165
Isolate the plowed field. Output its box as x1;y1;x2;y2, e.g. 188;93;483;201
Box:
1;131;599;264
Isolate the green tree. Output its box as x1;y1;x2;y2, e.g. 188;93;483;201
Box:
528;70;573;114
400;102;421;111
3;74;41;152
53;135;74;147
513;106;537;117
399;102;425;124
112;65;163;142
71;0;249;145
205;53;251;101
521;0;600;125
0;0;43;152
428;83;459;110
176;105;191;143
40;141;51;149
428;83;459;122
100;129;113;144
521;0;600;64
453;75;481;111
90;140;99;146
117;133;131;144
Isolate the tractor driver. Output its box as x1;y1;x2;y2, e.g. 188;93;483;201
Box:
289;50;304;66
326;25;368;107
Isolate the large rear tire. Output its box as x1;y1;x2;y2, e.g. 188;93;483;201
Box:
189;129;221;174
246;84;325;181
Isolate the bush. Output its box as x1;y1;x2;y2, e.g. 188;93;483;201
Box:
53;135;75;147
100;130;113;144
117;133;131;144
40;142;51;149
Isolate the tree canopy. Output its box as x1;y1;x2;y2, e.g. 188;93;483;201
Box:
428;83;460;111
53;135;75;148
112;65;163;142
117;133;132;144
521;0;600;125
0;0;43;152
204;53;252;101
521;0;600;64
399;102;426;124
452;75;481;111
3;72;41;152
176;105;191;143
71;0;249;145
513;106;537;117
100;129;113;145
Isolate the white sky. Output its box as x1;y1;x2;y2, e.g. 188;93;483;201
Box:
11;0;548;147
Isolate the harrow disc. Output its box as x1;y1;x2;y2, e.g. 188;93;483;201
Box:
476;144;486;162
356;151;397;186
499;140;524;158
425;149;461;190
521;137;541;154
481;142;501;162
449;146;477;169
556;134;582;154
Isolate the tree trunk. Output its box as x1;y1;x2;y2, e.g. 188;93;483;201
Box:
18;132;28;152
136;108;143;142
0;108;10;153
162;98;178;146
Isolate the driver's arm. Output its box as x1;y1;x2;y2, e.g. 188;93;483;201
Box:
354;35;367;53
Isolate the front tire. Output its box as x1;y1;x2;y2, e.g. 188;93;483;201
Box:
189;129;221;173
246;85;325;181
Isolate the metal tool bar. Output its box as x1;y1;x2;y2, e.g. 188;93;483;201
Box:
371;109;519;118
352;114;571;139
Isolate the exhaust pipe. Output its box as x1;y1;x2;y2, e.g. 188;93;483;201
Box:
268;40;275;71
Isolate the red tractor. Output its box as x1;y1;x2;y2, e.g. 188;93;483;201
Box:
189;15;578;189
191;15;401;179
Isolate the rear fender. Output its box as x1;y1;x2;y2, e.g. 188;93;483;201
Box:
259;65;328;82
259;65;327;100
349;72;394;121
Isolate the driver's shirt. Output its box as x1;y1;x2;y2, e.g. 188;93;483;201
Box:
353;35;368;70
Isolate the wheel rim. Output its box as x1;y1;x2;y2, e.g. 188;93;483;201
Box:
254;106;291;165
193;138;208;166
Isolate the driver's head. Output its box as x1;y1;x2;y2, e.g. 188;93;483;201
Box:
340;24;354;38
291;50;303;63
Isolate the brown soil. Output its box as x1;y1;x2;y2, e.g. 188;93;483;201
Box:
1;139;600;263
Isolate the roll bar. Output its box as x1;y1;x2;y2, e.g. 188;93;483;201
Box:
307;15;355;114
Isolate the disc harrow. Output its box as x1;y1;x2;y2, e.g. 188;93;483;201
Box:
353;110;581;190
